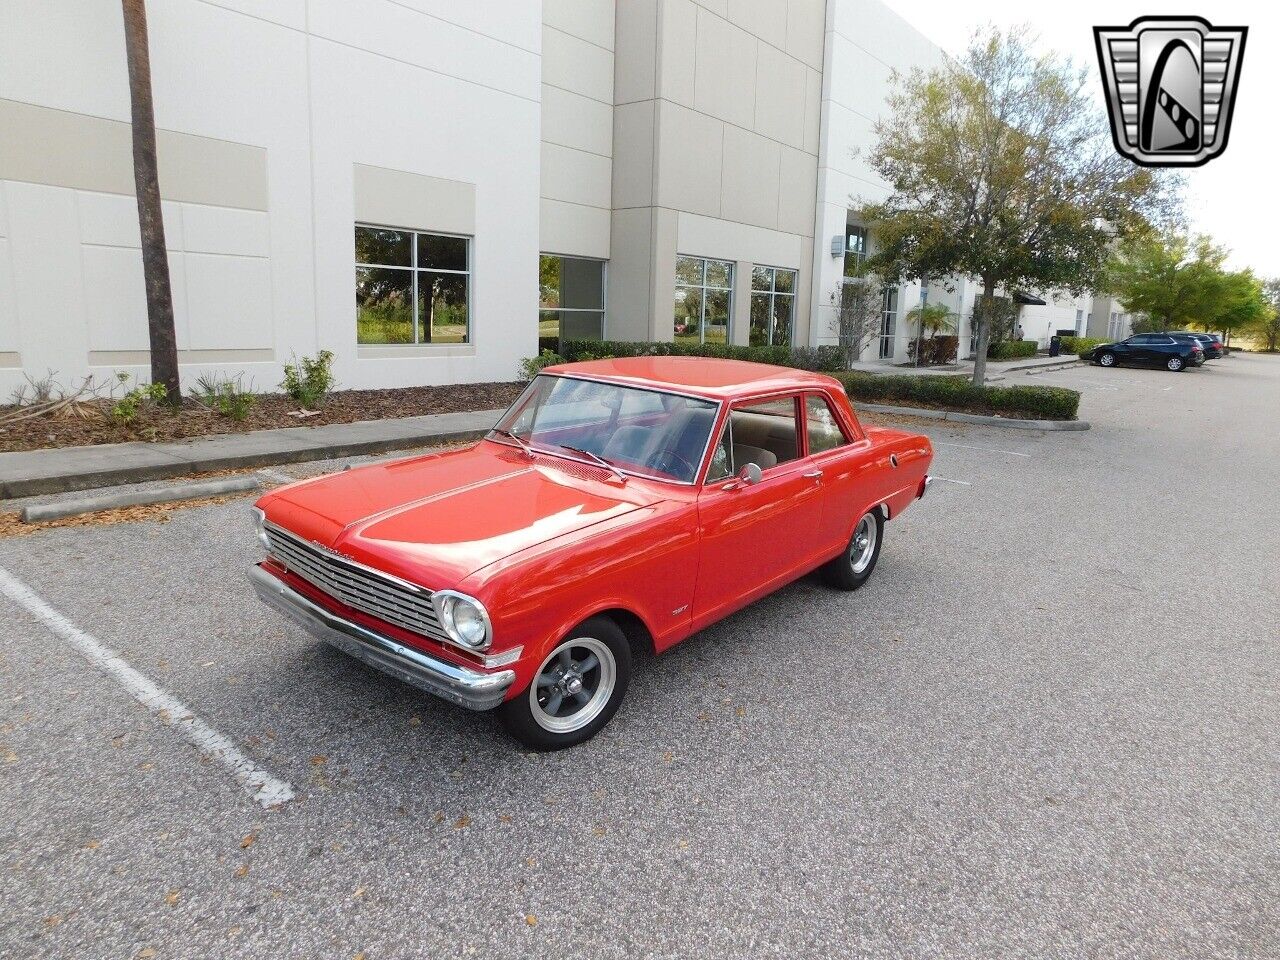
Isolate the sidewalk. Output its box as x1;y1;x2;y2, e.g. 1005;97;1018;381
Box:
0;408;504;499
848;353;1081;379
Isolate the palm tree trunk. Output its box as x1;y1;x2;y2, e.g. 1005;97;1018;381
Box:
972;277;996;385
122;0;180;405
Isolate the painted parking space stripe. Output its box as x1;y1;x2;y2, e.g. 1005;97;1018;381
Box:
929;476;972;486
0;565;295;809
933;441;1032;459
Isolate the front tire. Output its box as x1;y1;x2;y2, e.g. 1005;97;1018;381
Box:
1098;352;1117;368
1167;356;1185;371
822;509;884;591
498;616;631;750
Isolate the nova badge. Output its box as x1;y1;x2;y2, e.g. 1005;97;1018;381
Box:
1094;16;1247;167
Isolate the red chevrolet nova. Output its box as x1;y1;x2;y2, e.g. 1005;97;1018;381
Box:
250;357;933;749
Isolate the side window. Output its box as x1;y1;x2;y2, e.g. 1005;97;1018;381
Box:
805;395;850;454
711;397;800;480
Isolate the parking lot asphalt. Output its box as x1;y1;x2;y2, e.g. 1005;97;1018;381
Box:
2;354;1277;959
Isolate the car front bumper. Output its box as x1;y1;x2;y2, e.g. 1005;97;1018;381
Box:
248;564;516;711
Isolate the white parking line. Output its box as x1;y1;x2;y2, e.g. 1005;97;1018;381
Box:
930;476;972;486
933;441;1032;459
0;565;295;809
258;467;294;484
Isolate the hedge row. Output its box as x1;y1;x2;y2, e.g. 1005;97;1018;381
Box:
987;339;1038;360
838;372;1080;421
1058;336;1108;355
558;339;846;372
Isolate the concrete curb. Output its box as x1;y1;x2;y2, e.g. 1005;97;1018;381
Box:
21;476;262;523
0;409;501;500
1017;358;1085;375
853;402;1090;431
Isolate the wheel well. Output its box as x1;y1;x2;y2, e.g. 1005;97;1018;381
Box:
874;502;890;522
595;608;655;655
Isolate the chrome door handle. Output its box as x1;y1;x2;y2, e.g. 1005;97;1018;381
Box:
803;470;823;479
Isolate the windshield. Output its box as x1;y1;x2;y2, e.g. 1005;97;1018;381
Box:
490;375;719;483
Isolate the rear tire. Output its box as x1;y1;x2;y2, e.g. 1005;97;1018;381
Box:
822;510;884;591
1098;352;1117;368
1167;356;1185;372
498;616;631;751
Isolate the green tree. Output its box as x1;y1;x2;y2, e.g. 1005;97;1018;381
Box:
906;301;953;365
1254;279;1280;352
860;27;1178;384
1204;270;1270;346
1109;234;1227;332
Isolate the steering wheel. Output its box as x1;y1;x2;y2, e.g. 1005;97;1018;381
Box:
654;448;696;480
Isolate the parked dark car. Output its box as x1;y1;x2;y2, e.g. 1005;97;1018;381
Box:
1167;331;1223;359
1081;334;1203;372
1165;333;1208;365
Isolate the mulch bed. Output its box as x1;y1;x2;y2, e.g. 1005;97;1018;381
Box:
0;382;526;453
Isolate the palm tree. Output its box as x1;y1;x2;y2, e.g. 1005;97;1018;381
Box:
122;0;180;404
906;301;954;366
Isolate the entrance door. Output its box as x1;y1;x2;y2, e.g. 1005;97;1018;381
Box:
879;288;898;359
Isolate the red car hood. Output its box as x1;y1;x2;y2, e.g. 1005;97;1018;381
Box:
256;442;663;586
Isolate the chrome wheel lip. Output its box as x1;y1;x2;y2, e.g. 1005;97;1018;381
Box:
529;637;616;734
850;513;878;574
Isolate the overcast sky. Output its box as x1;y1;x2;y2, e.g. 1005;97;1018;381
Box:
886;0;1275;278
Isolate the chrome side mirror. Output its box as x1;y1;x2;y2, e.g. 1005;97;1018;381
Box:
737;463;762;486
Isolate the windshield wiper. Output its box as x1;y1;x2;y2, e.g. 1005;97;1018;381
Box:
490;427;533;457
559;444;627;484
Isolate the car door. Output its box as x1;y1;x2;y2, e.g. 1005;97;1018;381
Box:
1123;334;1153;363
692;395;825;629
802;391;874;557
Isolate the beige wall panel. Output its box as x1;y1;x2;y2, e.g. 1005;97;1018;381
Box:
786;0;827;69
691;0;729;16
181;204;270;257
606;207;655;339
0;99;268;210
648;207;679;340
726;0;789;42
543;26;614;104
754;42;808;147
658;0;698;107
677;210;803;268
777;145;817;236
353;163;476;234
612;101;656;209
613;0;658;103
540;142;612;209
802;66;823;155
656;103;723;218
540;198;611;259
543;0;616;50
730;259;752;345
692;11;758;129
721;125;780;229
541;83;614;158
0;238;17;351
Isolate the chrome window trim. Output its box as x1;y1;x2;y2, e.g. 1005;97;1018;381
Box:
488;373;724;487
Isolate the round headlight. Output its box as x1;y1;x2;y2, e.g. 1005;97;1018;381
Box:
436;592;491;650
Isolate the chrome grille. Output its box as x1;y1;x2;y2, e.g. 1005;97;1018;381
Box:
264;523;448;644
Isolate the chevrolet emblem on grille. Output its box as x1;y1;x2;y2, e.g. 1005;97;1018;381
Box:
1094;16;1247;167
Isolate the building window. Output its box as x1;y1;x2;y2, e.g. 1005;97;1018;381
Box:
355;225;469;344
749;266;797;347
539;255;605;342
844;225;868;278
879;288;898;359
675;256;733;344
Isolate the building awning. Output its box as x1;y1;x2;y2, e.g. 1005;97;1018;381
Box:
1012;291;1047;305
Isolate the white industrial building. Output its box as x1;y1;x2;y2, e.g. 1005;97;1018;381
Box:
0;0;1102;398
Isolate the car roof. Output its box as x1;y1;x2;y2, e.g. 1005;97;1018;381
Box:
541;356;843;400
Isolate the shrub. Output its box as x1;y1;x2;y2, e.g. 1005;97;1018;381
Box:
837;373;1080;421
1058;336;1107;355
519;349;564;381
537;335;560;354
906;335;959;366
987;339;1038;360
556;340;845;372
110;375;168;424
193;372;257;421
280;350;336;409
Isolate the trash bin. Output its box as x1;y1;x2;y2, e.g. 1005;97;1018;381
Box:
1049;335;1061;357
